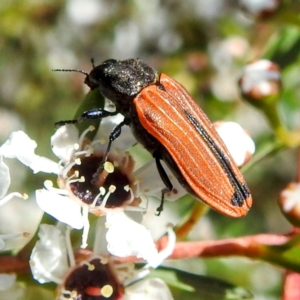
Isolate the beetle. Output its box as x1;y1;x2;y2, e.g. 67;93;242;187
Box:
54;58;252;217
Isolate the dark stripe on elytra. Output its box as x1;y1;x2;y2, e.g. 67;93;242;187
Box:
184;110;249;207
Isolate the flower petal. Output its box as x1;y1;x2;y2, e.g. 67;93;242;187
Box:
0;156;10;199
124;278;173;300
36;189;84;229
134;160;187;201
105;211;158;262
0;273;25;300
0;195;43;251
30;224;69;284
0;239;5;250
51;125;79;161
93;217;110;256
0;274;16;291
0;131;59;174
95;115;137;153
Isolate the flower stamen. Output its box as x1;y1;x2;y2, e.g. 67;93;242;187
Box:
124;194;148;212
78;125;95;148
91;187;106;208
81;206;90;249
82;261;96;271
74;148;93;157
44;180;69;196
61;159;81;178
124;185;134;204
122;152;130;169
0;192;28;206
133;179;141;196
99;185;116;209
66;171;85;185
65;226;75;267
102;284;113;297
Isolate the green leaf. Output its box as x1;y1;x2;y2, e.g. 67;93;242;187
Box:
241;136;284;173
265;26;300;69
262;235;300;272
20;286;54;300
73;88;105;140
149;267;253;300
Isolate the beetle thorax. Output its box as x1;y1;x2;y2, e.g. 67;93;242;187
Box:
86;59;158;110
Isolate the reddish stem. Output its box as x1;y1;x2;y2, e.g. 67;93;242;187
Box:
156;233;290;259
0;256;30;274
112;232;292;264
0;232;293;274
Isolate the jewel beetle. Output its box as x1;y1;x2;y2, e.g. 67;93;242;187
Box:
54;58;252;217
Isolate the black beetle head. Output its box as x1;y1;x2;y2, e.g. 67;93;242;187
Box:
85;58;158;101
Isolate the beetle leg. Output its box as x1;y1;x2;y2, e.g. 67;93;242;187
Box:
154;153;173;216
92;120;127;183
55;109;119;127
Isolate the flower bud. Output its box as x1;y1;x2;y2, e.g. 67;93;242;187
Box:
278;182;300;227
239;0;280;19
238;60;281;105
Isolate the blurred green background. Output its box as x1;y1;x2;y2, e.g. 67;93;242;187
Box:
1;0;300;299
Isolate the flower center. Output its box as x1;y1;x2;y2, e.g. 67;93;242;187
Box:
69;156;131;208
61;258;124;300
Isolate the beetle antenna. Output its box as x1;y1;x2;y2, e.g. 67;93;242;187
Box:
90;58;95;68
52;69;89;77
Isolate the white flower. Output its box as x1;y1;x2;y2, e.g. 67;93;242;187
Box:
36;187;84;230
66;0;106;26
0;156;25;207
0;115;254;253
0;232;30;251
30;224;70;284
0;130;58;208
51;124;80;161
34;120;185;251
96;212;176;269
101;211;158;263
0;131;59;174
30;224;175;300
0;133;44;251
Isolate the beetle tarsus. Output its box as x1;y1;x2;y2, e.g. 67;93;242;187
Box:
154;154;173;216
55;118;81;127
155;188;169;216
92;120;126;184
